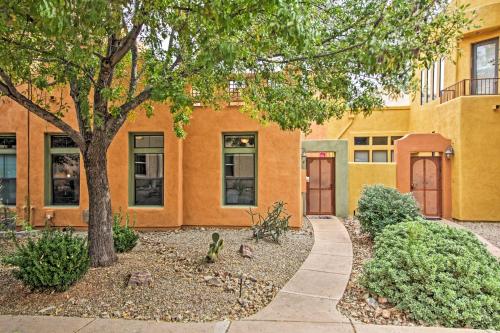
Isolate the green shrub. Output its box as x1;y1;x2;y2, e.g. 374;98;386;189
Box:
356;184;421;237
3;230;90;291
113;210;139;253
249;201;290;243
361;221;500;329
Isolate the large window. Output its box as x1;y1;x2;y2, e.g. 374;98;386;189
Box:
48;135;80;205
0;136;16;205
132;134;164;206
472;38;499;94
223;133;256;206
353;134;404;163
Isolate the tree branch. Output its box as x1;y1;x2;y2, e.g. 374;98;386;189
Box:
110;24;143;67
0;68;85;149
107;87;152;140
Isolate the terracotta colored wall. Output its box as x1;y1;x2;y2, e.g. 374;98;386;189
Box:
182;107;302;227
348;163;397;215
395;134;453;219
0;91;301;228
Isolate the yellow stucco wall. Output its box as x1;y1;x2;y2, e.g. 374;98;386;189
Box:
348;163;397;215
408;1;500;221
307;107;410;162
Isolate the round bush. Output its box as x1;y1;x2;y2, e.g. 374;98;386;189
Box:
361;221;500;329
356;184;421;237
3;230;90;291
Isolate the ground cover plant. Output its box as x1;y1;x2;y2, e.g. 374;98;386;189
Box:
357;185;421;237
2;230;90;291
361;221;500;329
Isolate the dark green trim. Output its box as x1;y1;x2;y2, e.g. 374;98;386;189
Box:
221;132;258;207
129;132;165;207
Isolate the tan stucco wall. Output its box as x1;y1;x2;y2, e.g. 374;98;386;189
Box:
0;91;302;228
348;163;396;215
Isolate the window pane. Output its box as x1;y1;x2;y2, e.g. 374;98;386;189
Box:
52;154;79;205
0;136;16;149
391;136;403;145
433;63;439;99
390;150;395;162
0;178;16;205
372;136;388;145
0;155;16;178
224;135;255;148
440;58;445;92
225;179;255;205
224;154;254;177
51;136;77;148
134;135;164;148
473;40;498;79
354;151;369;162
421;69;425;104
135;179;163;205
354;137;369;145
372;150;388;163
134;154;163;205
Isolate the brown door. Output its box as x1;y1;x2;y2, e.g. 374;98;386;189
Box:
411;156;442;218
306;157;335;215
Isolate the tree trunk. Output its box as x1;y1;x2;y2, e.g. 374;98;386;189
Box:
84;139;117;267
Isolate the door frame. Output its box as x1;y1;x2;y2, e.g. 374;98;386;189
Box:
306;157;335;215
410;156;442;218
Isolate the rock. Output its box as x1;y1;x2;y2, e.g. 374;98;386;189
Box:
113;311;121;317
382;309;391;319
128;270;153;287
206;277;223;287
203;275;213;281
374;308;383;318
238;298;249;307
239;244;254;258
174;314;183;321
366;297;378;308
378;296;388;304
39;306;56;314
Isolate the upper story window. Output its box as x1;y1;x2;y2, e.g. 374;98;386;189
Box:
372;136;388;145
223;133;256;206
131;134;164;206
354;137;369;145
228;80;245;99
48;135;80;205
472;38;499;95
0;135;16;205
421;59;445;105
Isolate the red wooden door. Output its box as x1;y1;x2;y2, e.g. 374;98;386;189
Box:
306;157;335;215
411;156;442;218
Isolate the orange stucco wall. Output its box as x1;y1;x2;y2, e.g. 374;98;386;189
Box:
0;91;302;229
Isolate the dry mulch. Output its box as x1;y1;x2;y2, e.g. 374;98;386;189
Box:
336;218;418;326
456;221;500;249
0;221;313;322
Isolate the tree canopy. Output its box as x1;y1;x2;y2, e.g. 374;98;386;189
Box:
0;0;471;143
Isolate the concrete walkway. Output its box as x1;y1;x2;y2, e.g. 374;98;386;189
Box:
0;217;497;333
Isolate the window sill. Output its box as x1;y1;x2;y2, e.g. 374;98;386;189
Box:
43;205;80;209
222;205;257;209
128;206;164;209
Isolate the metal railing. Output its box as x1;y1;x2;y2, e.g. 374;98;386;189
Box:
440;78;500;103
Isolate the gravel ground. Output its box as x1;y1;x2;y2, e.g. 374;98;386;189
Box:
456;221;500;248
0;221;313;322
336;218;417;326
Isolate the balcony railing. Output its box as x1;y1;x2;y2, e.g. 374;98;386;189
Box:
440;78;500;103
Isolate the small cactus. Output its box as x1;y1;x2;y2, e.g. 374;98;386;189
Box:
206;232;224;262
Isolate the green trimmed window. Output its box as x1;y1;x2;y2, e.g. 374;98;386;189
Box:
47;135;80;205
223;133;257;206
131;134;164;206
0;135;16;205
